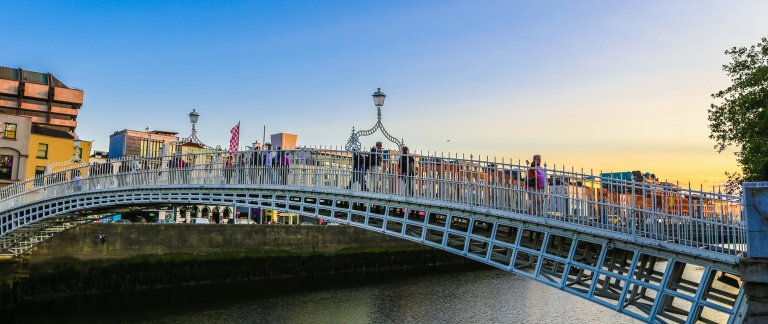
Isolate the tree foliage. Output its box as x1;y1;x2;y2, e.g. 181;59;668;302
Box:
708;36;768;192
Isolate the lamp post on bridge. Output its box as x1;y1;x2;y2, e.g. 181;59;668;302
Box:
45;135;84;175
145;126;152;160
345;88;405;152
189;109;200;139
171;108;210;156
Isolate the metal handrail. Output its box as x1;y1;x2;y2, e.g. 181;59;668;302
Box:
0;147;746;258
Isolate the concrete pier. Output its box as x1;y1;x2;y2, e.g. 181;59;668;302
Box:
739;183;768;323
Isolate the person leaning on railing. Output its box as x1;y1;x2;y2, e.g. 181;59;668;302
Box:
264;143;275;184
368;142;384;192
274;147;288;185
347;149;369;191
249;144;263;184
526;154;547;215
400;146;416;196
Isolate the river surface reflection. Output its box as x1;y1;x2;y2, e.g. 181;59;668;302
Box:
4;268;639;323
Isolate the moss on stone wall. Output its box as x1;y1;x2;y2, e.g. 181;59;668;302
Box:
1;224;480;307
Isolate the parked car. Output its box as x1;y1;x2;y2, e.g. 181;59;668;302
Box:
112;219;131;224
158;219;175;224
190;218;211;224
300;222;313;226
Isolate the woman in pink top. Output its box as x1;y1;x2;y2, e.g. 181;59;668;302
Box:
527;154;547;215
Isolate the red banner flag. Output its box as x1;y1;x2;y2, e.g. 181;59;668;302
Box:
229;122;240;155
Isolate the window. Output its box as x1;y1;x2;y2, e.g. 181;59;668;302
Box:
50;113;76;121
37;143;48;158
34;166;46;186
75;148;83;159
3;123;16;139
52;102;73;109
0;155;14;180
23;98;48;105
140;138;164;158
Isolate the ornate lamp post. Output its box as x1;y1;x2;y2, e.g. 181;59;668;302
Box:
345;88;404;151
173;109;208;154
73;136;82;161
189;109;200;137
46;135;84;174
185;109;205;146
145;126;152;159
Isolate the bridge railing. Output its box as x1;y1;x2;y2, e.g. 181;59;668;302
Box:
0;148;746;257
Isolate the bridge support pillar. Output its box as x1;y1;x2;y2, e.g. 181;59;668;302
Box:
739;183;768;323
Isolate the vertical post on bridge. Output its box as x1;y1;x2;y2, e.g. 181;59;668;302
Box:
738;182;768;323
745;183;768;257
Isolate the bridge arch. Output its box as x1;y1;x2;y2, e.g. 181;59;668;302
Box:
0;185;744;323
0;147;749;323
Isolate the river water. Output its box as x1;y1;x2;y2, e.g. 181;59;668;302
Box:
3;268;640;324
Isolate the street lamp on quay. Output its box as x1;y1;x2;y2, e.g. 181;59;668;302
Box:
344;88;404;152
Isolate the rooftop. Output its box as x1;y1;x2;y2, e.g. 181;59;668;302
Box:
110;129;179;137
31;125;74;139
0;66;73;89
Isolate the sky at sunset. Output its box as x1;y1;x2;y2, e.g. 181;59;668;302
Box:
3;1;767;187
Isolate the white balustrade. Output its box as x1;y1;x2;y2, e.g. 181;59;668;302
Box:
0;148;746;258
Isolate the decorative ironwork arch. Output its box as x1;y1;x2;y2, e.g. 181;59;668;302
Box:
345;88;404;152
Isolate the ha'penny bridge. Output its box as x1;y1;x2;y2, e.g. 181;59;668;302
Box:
0;147;764;323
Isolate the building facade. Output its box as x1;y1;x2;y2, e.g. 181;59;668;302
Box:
26;125;91;178
0;115;32;186
0;66;84;133
270;132;298;150
108;129;178;159
89;150;109;164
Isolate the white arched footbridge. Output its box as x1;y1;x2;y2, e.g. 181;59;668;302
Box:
0;148;750;323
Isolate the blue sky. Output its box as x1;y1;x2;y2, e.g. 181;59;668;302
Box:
2;1;767;186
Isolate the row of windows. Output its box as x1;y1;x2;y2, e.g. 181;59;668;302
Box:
0;108;77;122
34;144;82;159
140;138;165;158
0;96;77;108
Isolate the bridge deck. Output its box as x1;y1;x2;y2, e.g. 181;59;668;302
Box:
0;148;748;323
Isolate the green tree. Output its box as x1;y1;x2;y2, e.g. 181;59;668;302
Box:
709;36;768;193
